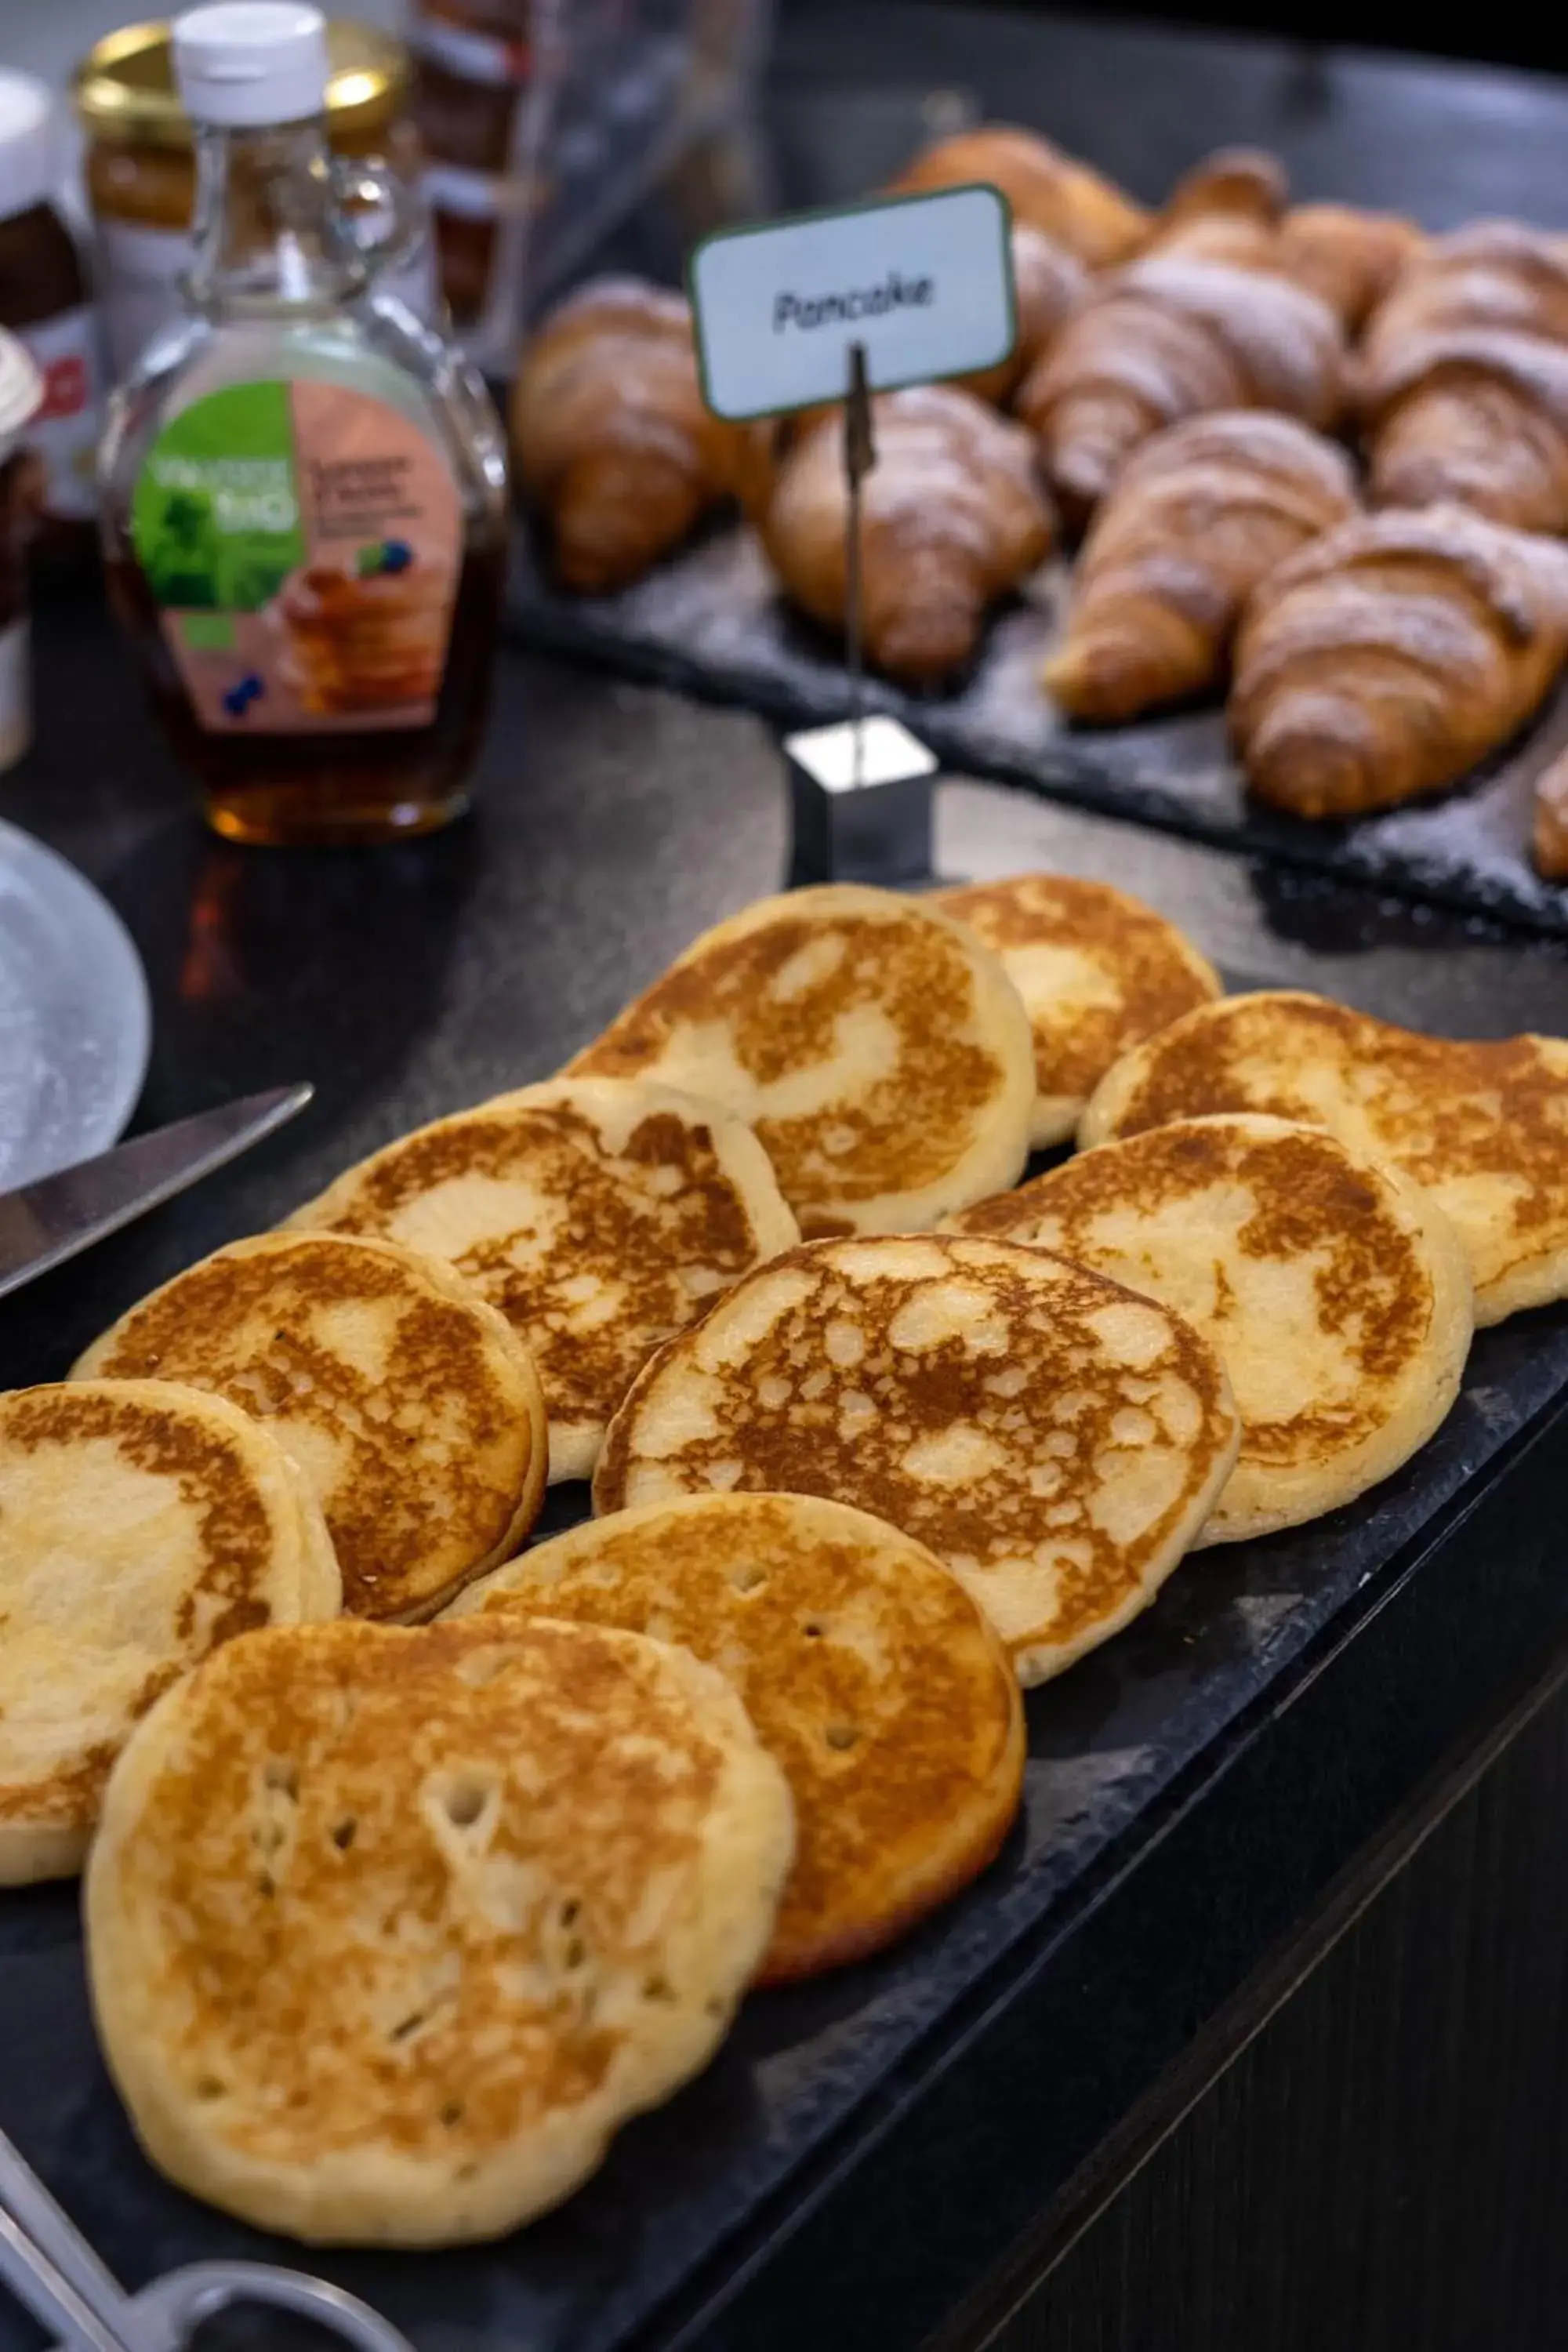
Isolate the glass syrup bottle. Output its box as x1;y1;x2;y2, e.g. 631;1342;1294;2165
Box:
98;0;508;845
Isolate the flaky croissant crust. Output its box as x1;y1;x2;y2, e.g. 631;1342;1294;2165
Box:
1231;505;1568;818
511;279;733;593
1044;411;1357;722
760;386;1054;684
1019;252;1345;520
887;125;1151;269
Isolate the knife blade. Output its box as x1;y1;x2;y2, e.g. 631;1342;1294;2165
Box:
0;1085;313;1303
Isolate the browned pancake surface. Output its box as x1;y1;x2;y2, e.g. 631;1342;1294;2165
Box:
1081;990;1568;1320
76;1235;544;1621
2;1389;279;1841
0;1381;336;1881
570;891;1031;1233
451;1492;1023;1980
952;1115;1472;1539
594;1236;1239;1682
935;874;1219;1130
86;1616;792;2241
292;1086;794;1479
963;1121;1429;1449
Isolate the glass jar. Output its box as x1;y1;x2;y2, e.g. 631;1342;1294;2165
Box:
74;16;438;381
0;328;42;770
408;0;536;334
97;2;508;848
0;73;103;553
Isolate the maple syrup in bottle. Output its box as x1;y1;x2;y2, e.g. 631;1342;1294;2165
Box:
97;1;508;845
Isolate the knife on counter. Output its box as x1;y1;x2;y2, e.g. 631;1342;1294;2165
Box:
0;1085;313;1304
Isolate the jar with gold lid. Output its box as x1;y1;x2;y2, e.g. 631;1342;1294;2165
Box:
74;16;437;379
96;2;506;847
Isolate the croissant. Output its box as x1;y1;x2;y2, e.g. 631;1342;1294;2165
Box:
759;385;1054;685
1276;204;1423;329
887;125;1150;270
1043;411;1357;722
1230;506;1568;818
1016;249;1345;523
1359;224;1568;531
956;224;1090;405
1533;747;1568;878
1152;147;1289;255
1149;167;1418;328
510;278;734;593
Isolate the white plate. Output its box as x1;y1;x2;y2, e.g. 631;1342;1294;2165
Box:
0;819;151;1192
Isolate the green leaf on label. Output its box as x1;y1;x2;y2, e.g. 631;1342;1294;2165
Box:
131;381;305;613
182;612;235;651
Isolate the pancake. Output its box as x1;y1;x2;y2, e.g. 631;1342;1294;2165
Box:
85;1615;793;2246
289;1078;798;1483
593;1235;1240;1685
448;1492;1024;1982
0;1381;340;1887
934;873;1222;1146
567;884;1036;1235
949;1116;1474;1541
1079;989;1568;1325
73;1232;548;1623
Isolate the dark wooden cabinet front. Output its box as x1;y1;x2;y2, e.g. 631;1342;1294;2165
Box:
956;1652;1568;2352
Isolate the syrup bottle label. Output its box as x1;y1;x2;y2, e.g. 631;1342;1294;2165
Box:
131;379;461;733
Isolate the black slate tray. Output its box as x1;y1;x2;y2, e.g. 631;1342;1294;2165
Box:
505;528;1568;942
5;1296;1568;2352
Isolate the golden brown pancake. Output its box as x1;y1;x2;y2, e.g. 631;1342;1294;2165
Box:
950;1115;1474;1541
593;1234;1240;1685
0;1381;340;1886
448;1492;1024;1981
1080;989;1568;1325
289;1078;797;1483
74;1232;547;1622
86;1615;793;2246
934;873;1221;1145
567;884;1036;1235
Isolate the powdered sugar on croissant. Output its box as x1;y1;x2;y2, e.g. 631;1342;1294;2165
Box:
1358;227;1568;531
956;226;1091;406
1044;410;1357;722
1018;250;1345;520
760;387;1055;685
1276;205;1423;329
1230;505;1568;818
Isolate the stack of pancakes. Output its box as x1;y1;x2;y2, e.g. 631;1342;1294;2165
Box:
7;872;1566;2249
278;561;452;715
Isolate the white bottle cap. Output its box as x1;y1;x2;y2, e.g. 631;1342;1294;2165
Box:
0;72;56;225
172;2;330;129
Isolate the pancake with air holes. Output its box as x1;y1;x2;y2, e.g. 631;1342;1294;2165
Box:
73;1232;547;1623
949;1115;1473;1543
85;1614;793;2247
0;1381;340;1889
447;1491;1024;1982
593;1234;1239;1686
1078;989;1568;1326
566;884;1036;1236
288;1078;797;1483
933;873;1222;1147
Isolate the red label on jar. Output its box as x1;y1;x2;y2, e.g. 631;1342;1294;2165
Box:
36;354;88;422
18;308;103;521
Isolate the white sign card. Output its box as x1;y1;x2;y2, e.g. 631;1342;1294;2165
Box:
688;186;1016;422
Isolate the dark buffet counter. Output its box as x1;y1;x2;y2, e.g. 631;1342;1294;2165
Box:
7;9;1568;2350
